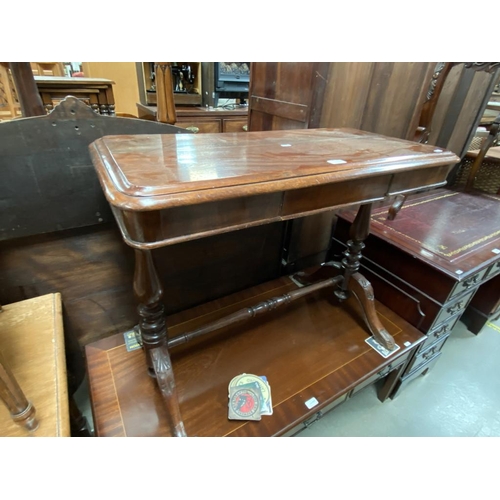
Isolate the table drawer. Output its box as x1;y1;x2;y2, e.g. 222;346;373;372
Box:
283;393;348;436
223;119;248;133
430;288;476;329
448;267;490;301
406;336;448;374
394;352;442;397
421;313;461;351
351;352;411;395
175;119;221;134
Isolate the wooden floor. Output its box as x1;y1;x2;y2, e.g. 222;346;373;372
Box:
86;275;425;437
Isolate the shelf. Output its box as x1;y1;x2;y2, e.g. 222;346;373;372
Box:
86;275;425;437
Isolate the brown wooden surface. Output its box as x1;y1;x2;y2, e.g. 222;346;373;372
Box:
0;294;70;437
249;62;434;140
33;76;116;115
0;222;284;349
247;62;437;276
86;276;425;437
248;62;329;131
136;103;248;134
90;129;458;213
337;189;500;283
0;349;39;432
154;63;177;125
33;76;115;86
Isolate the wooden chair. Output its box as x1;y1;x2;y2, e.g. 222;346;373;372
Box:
451;112;500;194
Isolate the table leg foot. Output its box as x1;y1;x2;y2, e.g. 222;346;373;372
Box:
348;272;395;350
134;249;186;436
150;345;187;437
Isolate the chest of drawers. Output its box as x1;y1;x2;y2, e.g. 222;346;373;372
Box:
333;188;500;397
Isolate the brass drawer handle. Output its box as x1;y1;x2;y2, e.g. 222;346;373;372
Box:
186;126;199;133
422;346;438;360
463;275;480;289
433;324;450;340
243;124;248;131
447;301;465;315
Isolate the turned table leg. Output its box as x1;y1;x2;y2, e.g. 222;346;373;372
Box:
336;203;396;350
0;350;38;432
133;249;186;437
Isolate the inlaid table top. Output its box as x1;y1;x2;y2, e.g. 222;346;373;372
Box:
90;128;459;211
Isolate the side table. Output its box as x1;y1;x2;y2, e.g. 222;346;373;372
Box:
89;128;458;436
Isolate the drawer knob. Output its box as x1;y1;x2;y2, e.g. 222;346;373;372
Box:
242;125;248;131
186;126;199;133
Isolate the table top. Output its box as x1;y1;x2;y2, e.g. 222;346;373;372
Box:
90;128;458;211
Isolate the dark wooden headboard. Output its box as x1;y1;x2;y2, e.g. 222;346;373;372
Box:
0;96;189;241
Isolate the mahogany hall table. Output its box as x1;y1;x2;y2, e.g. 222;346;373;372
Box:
89;128;459;436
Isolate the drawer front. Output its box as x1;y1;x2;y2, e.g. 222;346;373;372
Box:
448;267;490;301
487;260;500;279
351;352;411;395
175;120;221;134
223;119;248;133
431;288;476;329
396;352;442;392
406;336;448;374
421;313;461;351
282;393;349;436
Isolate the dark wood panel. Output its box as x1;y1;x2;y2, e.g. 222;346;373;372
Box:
248;62;328;131
360;62;435;140
0;96;189;242
0;222;285;350
121;193;283;244
319;62;375;129
281;175;391;215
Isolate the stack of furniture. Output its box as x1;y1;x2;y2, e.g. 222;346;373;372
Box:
34;76;116;115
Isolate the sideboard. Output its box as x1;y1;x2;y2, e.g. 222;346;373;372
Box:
136;103;248;133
